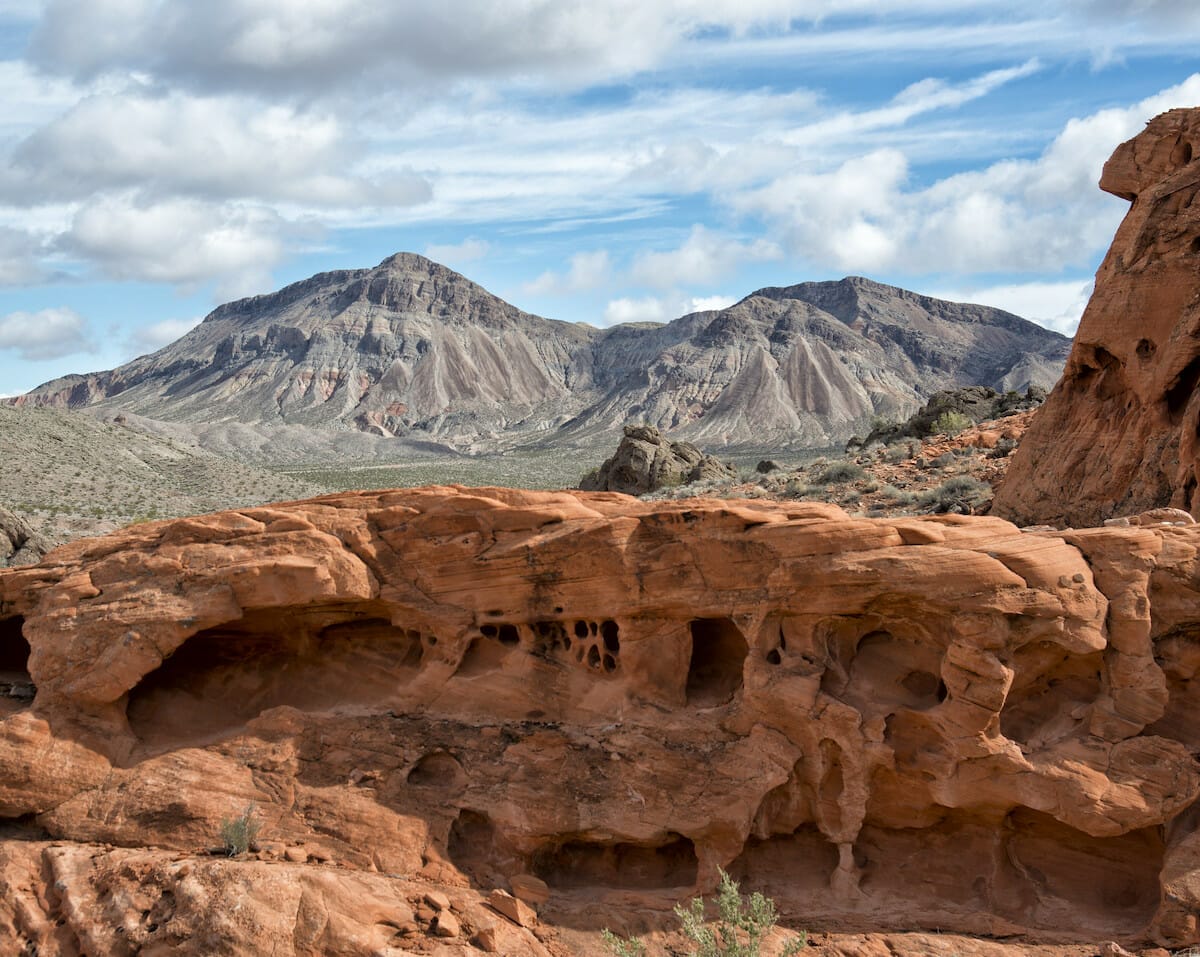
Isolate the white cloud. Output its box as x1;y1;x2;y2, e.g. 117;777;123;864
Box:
601;291;736;326
732;73;1200;276
424;237;490;265
127;316;202;353
932;279;1094;336
524;250;613;295
0;227;51;285
5;91;430;208
60;195;308;295
630;225;780;289
0;307;94;360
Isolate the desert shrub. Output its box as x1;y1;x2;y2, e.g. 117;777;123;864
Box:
601;929;648;957
932;452;957;469
674;869;807;957
219;803;261;857
918;476;991;514
861;479;880;493
603;869;806;957
815;461;866;485
930;411;972;436
879;484;916;506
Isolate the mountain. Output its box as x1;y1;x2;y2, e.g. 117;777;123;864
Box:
15;252;1070;451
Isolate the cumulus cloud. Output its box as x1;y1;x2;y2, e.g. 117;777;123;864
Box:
4;91;430;208
602;291;735;326
27;0;805;93
424;237;491;266
731;73;1200;276
630;225;780;289
0;227;52;286
524;250;613;295
59;195;308;296
0;307;94;360
126;316;202;353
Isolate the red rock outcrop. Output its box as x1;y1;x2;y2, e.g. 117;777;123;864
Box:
1;487;1199;954
995;107;1200;527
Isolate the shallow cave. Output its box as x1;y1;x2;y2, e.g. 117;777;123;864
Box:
686;618;748;706
999;642;1102;748
532;833;698;890
448;809;513;888
125;603;426;746
0;616;34;711
829;630;946;718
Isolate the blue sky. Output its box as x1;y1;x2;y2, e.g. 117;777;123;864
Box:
1;1;1200;395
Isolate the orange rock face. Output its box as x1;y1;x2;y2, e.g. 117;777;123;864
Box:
995;108;1200;527
2;487;1200;954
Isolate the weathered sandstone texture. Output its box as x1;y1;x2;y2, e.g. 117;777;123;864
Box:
2;486;1200;954
996;107;1200;527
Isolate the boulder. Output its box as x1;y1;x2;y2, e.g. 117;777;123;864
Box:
579;424;736;494
0;507;53;568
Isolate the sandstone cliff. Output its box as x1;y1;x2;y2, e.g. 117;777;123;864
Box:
1;487;1198;954
14;255;1069;452
995;108;1200;526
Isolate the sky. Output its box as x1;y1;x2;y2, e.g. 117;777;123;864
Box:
1;1;1200;396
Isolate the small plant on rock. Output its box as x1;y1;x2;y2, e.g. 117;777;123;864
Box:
601;928;648;956
930;410;972;436
219;802;261;857
674;869;807;957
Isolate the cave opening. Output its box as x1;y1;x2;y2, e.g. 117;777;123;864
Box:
686;618;748;707
532;834;698;890
0;616;34;709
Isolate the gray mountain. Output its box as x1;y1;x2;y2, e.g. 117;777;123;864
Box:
15;253;1070;451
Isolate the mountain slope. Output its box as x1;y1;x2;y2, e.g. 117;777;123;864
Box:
16;253;1071;451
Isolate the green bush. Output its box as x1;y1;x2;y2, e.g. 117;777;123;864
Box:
603;869;806;957
918;476;991;514
219;803;261;857
930;411;972;435
814;461;866;485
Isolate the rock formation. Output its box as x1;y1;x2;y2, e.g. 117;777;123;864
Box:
2;486;1200;953
579;423;737;494
13;255;1069;452
860;385;1046;448
0;506;52;568
995;108;1200;527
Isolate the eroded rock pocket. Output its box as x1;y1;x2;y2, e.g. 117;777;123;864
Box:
0;616;34;712
125;603;433;746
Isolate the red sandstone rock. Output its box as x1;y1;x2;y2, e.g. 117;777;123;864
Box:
995;108;1200;527
0;487;1199;953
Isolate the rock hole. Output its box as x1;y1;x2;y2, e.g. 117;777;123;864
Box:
1165;355;1200;421
1136;338;1156;360
587;645;601;669
0;617;34;710
481;624;498;639
497;624;520;646
999;642;1102;748
1192;237;1200;255
574;621;589;639
839;631;945;716
727;825;840;901
766;649;782;666
532;834;698;889
447;810;509;888
457;635;513;677
125;606;422;746
602;654;616;673
1172;139;1194;167
407;751;468;789
601;620;620;654
686;618;748;707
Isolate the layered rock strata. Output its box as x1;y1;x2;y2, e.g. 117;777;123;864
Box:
1;487;1199;953
996;107;1200;526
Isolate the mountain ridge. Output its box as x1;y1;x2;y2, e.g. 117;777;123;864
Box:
14;252;1071;453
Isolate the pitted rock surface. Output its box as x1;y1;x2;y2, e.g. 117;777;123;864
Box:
996;107;1200;527
1;486;1199;954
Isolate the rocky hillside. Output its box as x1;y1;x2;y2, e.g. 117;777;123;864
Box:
0;404;325;544
15;254;1070;452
